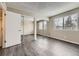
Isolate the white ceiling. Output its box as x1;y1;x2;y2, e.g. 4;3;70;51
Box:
6;2;79;19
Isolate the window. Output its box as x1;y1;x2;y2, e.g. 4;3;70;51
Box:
38;22;43;30
38;21;48;30
54;13;79;31
54;17;64;30
43;21;47;30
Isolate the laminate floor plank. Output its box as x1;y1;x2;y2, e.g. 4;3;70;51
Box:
0;35;79;56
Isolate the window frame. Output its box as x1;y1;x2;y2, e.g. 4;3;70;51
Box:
54;13;79;31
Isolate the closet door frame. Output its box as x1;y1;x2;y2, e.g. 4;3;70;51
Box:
2;9;6;48
0;8;6;48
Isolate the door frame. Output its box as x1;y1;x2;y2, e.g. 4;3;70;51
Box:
0;9;5;48
1;9;6;48
0;2;7;48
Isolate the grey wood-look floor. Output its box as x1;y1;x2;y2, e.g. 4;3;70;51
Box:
0;35;79;56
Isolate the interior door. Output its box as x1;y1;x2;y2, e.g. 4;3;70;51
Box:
5;11;21;47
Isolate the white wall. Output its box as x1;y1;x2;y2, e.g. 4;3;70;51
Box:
1;2;7;11
23;15;34;35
